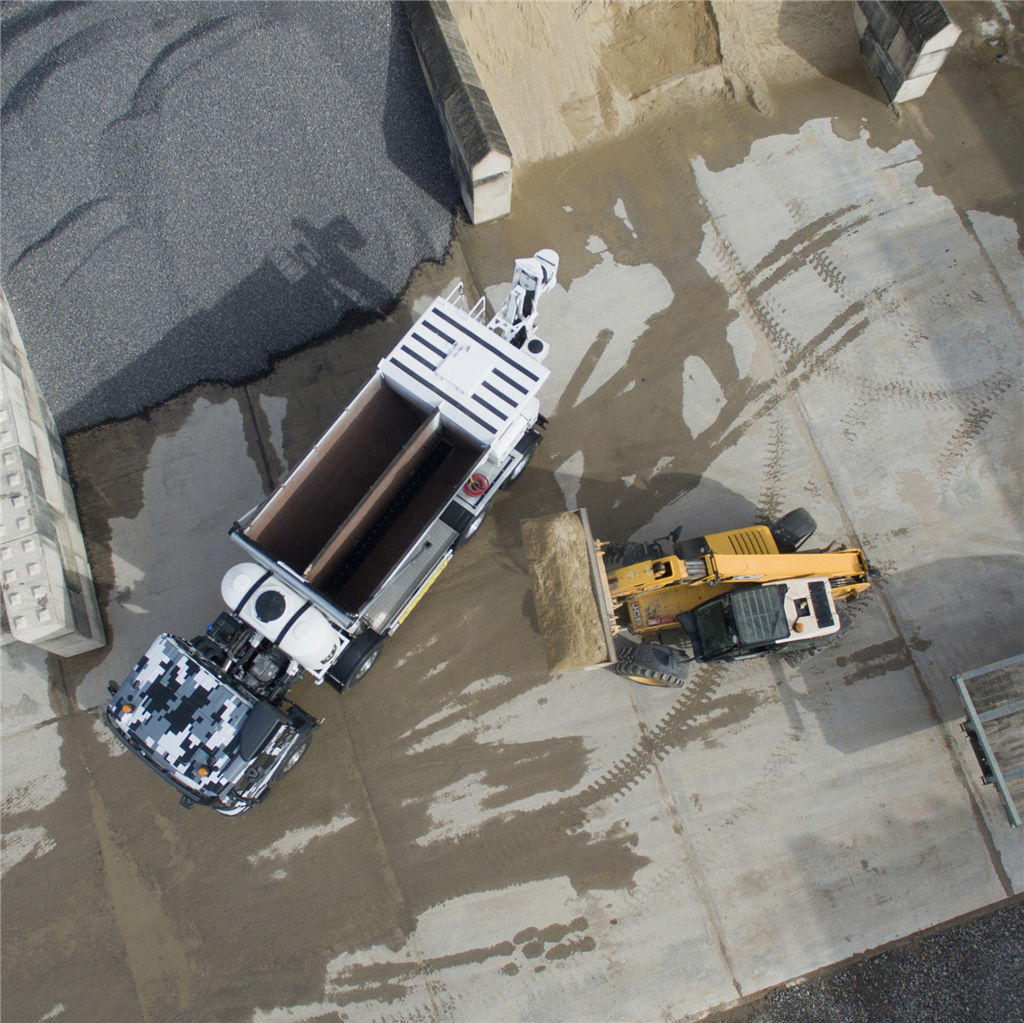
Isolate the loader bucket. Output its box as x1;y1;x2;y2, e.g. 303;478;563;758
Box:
521;509;617;676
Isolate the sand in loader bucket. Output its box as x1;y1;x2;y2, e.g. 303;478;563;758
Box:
521;509;617;676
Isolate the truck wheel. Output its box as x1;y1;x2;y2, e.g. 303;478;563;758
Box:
278;733;312;775
454;506;490;550
216;802;253;817
501;431;542;490
325;631;385;692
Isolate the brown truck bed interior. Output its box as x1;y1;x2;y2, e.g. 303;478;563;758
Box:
325;431;476;613
246;376;478;614
304;411;443;589
246;379;428;573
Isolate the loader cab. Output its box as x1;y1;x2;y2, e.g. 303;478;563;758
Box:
683;578;841;661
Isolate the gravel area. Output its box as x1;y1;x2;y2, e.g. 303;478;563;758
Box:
1;0;458;434
717;900;1024;1023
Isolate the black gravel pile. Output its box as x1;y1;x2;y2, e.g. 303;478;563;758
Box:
1;1;458;434
724;900;1023;1023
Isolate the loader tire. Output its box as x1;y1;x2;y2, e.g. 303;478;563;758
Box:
781;609;851;667
614;660;688;687
603;541;652;571
613;641;690;688
771;507;817;553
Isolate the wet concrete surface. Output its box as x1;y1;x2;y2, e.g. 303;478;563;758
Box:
0;1;457;434
2;3;1023;1022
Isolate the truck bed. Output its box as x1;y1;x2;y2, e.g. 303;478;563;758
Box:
245;375;478;615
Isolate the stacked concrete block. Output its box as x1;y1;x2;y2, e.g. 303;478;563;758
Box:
854;1;961;103
1;289;105;656
403;0;512;223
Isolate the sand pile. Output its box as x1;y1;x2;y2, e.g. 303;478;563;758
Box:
449;0;722;163
521;510;616;676
448;1;866;164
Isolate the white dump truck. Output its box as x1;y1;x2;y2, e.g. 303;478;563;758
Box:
105;251;559;815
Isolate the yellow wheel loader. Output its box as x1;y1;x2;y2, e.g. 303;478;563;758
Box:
521;508;878;687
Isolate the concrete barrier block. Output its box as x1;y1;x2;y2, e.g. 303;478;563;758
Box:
855;1;959;103
856;0;902;49
900;45;952;80
892;70;938;102
1;289;105;656
403;0;512;223
856;0;960;55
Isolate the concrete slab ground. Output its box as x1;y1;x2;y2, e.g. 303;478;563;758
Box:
2;3;1022;1022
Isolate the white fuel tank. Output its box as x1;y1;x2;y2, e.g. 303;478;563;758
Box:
221;563;343;677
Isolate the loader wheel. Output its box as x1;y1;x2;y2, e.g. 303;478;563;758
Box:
613;641;690;688
781;609;851;667
603;542;652;572
614;660;687;687
770;508;817;553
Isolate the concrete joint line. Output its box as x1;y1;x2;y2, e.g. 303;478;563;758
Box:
336;708;416;937
624;685;744;998
241;387;279;495
963;214;1024;333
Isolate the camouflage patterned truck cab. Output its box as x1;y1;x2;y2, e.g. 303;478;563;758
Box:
106;634;317;815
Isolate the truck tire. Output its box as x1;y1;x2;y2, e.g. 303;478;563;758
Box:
325;631;385;692
454;506;490;550
770;507;817;553
278;733;312;775
501;430;542;490
216;801;254;817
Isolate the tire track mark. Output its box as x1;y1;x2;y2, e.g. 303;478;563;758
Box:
756;418;786;526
